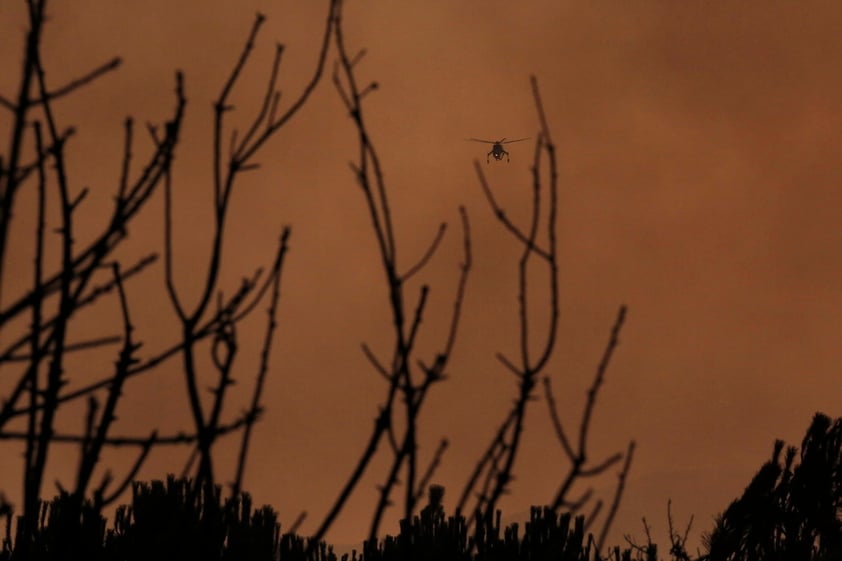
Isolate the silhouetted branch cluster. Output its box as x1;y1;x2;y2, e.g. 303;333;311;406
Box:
623;501;694;561
0;0;337;552
161;0;337;491
3;0;634;558
311;3;473;548
308;4;634;556
452;78;634;549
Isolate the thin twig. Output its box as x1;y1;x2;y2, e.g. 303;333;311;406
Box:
473;161;551;261
30;57;122;107
74;263;141;499
543;377;575;459
0;413;255;446
361;343;390;381
412;438;449;505
400;222;447;282
99;431;158;506
579;305;627;460
163;161;186;322
236;1;340;164
232;228;291;497
598;441;636;551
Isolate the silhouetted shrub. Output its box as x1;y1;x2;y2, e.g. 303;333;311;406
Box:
8;492;106;561
705;412;842;561
2;476;647;561
2;476;286;561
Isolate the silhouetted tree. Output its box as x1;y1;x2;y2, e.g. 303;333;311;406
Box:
704;412;842;561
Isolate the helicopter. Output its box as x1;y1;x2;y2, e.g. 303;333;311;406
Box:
467;137;530;163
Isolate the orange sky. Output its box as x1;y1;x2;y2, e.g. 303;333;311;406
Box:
2;0;842;554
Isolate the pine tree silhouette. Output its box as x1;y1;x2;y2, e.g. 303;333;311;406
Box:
705;412;842;561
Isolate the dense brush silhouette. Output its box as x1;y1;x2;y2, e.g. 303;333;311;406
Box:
0;476;281;561
1;411;841;561
705;412;842;561
0;476;616;561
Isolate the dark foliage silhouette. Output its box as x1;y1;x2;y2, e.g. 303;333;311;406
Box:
704;412;842;561
0;476;647;561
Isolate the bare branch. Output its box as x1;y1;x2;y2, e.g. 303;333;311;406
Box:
580;452;623;477
495;352;520;377
550;305;629;511
578;305;627;462
412;438;448;506
232;228;291;497
362;343;390;381
214;12;267;207
400;222;446;282
597;440;636;551
98;431;157;506
473;160;550;260
74;262;141;500
237;0;340;164
117;118;133;201
543;377;575;460
0;413;255;447
234;42;285;161
31;57;122;107
288;511;307;536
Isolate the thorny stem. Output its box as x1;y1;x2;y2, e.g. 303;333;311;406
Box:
311;2;473;548
598;440;636;551
550;305;629;511
163;1;336;489
465;76;560;529
463;75;630;550
20;31;80;540
0;412;255;447
73;264;140;501
0;0;43;308
2;265;266;424
232;228;291;497
22;120;47;547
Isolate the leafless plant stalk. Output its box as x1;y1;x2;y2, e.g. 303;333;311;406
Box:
232;229;292;497
310;1;473;547
159;2;337;490
460;76;633;552
459;76;561;532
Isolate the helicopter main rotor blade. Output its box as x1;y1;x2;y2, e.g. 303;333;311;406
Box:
501;137;530;144
466;138;497;144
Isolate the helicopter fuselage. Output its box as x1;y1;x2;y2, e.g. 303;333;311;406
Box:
467;137;529;163
465;138;529;163
488;143;509;162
